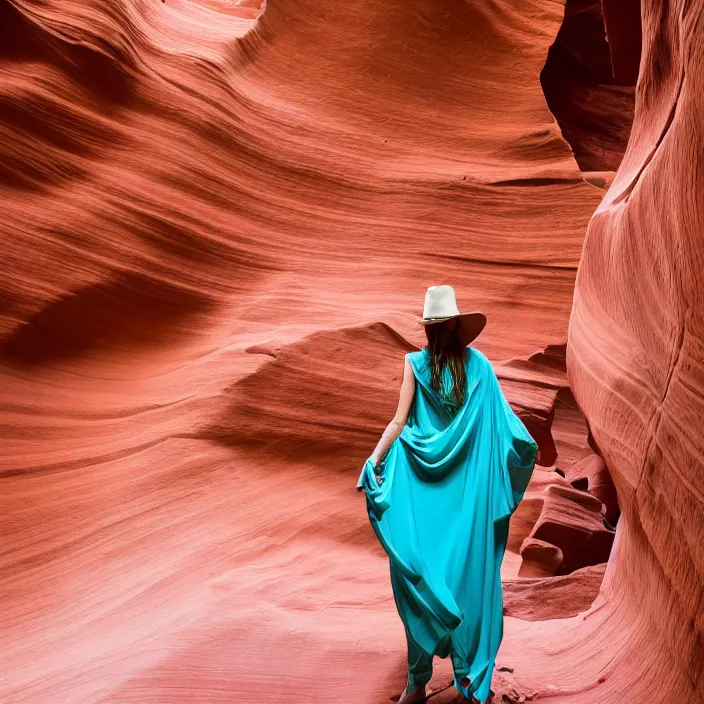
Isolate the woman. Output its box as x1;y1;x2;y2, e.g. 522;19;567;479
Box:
357;285;539;704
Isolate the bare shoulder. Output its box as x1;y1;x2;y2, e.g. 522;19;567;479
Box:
404;350;422;373
403;353;414;375
405;349;424;363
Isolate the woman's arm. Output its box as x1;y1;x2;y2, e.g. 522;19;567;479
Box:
369;356;416;468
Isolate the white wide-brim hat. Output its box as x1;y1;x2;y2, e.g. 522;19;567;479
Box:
421;284;486;346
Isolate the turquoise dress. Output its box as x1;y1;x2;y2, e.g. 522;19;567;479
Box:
357;347;537;703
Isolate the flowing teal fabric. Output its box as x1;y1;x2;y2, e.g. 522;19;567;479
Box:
357;347;537;703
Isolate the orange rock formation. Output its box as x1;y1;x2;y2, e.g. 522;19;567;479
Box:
1;0;700;703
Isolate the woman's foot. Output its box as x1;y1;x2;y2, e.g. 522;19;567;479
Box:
470;688;495;704
398;683;427;703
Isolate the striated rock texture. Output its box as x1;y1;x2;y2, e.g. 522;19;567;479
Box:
566;0;704;702
0;1;697;704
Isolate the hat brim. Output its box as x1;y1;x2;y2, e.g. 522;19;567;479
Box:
420;311;487;347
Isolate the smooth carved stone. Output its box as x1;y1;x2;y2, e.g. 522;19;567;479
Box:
528;484;614;574
498;378;558;466
504;564;607;620
518;538;564;578
496;345;571;468
0;0;667;700
566;1;704;700
204;323;415;458
551;387;592;472
504;469;563;561
541;0;636;171
565;453;620;524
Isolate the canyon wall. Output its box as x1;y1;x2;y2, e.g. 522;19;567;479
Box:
1;0;699;703
567;0;704;700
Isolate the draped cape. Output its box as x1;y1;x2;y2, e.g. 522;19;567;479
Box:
357;347;537;702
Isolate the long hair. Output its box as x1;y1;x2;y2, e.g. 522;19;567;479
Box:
424;319;467;406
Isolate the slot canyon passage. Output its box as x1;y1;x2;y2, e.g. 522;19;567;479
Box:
1;0;702;702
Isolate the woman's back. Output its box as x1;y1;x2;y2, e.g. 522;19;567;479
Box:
404;346;472;433
358;286;537;704
359;344;538;703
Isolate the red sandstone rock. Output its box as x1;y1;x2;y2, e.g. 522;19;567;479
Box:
505;563;607;619
3;0;699;703
565;1;704;702
528;484;614;574
504;468;563;562
517;538;565;578
1;0;601;697
541;0;636;172
565;452;619;524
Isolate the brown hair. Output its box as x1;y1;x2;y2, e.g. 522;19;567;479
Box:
424;319;467;406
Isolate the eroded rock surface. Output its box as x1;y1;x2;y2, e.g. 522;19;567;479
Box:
2;0;700;703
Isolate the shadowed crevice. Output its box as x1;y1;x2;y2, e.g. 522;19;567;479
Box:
0;272;218;366
539;0;639;172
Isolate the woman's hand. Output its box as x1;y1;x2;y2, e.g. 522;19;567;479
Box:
368;455;384;485
373;459;382;485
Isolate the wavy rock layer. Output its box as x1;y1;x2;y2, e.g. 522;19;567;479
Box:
0;0;680;703
567;0;704;701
